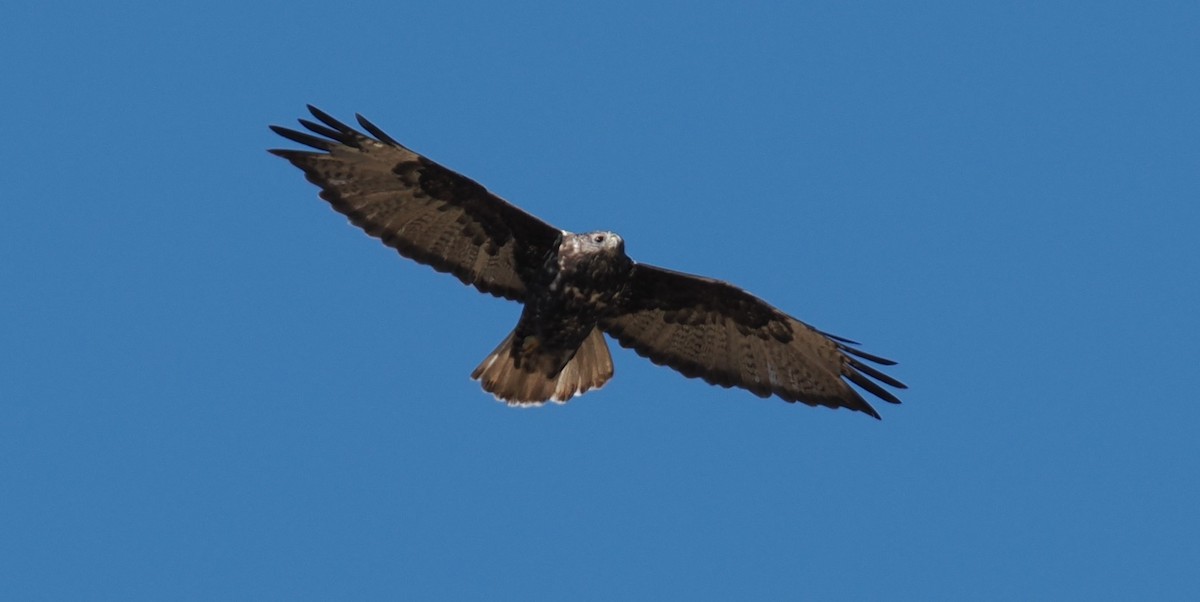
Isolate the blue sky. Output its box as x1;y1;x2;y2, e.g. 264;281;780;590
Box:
3;1;1198;599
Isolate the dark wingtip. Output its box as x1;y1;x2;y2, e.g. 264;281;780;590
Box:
305;105;353;133
847;357;907;389
269;124;335;151
356;113;402;146
842;344;899;366
822;329;902;367
305;104;326;120
822;331;861;345
845;368;903;406
862;404;882;420
267;148;319;162
298;118;344;141
844;387;883;419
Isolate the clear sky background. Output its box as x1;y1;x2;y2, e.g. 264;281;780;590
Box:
3;1;1198;599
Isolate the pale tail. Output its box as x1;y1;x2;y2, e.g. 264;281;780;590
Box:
471;328;614;405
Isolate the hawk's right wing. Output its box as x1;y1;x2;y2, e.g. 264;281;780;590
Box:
270;106;562;302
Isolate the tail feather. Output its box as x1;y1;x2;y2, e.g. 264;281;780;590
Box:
471;328;613;405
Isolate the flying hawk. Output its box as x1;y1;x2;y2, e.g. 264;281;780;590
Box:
270;106;906;418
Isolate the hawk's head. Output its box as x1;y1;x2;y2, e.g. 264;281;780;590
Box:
558;230;628;274
572;231;624;256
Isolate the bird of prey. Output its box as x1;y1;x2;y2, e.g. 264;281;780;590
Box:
270;106;906;418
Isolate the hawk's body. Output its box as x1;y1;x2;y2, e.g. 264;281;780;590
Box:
271;106;906;418
474;231;631;403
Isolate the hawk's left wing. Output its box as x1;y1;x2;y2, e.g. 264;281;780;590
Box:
599;264;905;418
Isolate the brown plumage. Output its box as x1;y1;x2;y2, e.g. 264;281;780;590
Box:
472;328;613;405
270;106;906;418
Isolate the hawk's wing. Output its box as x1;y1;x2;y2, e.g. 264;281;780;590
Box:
599;264;905;418
269;106;561;301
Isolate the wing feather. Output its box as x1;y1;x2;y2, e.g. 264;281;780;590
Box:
355;113;403;146
269;106;561;301
268;125;335;151
600;264;905;418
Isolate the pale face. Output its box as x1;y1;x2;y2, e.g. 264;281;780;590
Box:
562;230;625;258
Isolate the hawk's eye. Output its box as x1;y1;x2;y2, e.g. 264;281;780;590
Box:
594;235;605;243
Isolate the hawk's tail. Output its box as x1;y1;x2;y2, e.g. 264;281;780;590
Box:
471;328;614;405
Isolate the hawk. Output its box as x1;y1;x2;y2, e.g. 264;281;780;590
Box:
270;106;906;418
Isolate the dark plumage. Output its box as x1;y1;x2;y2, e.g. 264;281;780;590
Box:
270;106;906;418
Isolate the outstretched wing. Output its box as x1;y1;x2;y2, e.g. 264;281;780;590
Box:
600;264;905;418
269;106;562;301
